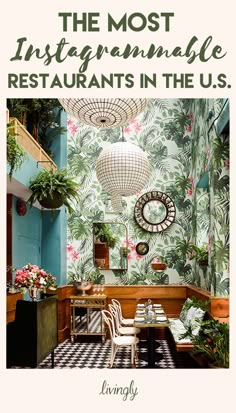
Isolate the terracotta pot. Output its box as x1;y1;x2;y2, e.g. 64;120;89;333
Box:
39;191;64;209
151;263;167;271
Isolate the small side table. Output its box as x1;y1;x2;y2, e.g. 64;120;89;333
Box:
70;294;107;343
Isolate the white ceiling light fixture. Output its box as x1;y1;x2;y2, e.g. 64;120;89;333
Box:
58;98;148;128
96;141;150;213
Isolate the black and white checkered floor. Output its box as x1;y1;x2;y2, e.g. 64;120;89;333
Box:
37;312;200;369
39;339;175;369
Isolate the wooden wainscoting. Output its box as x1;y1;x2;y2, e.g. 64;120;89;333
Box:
186;285;229;322
210;297;229;323
55;284;229;343
100;285;187;319
56;285;77;343
7;292;22;323
7;284;229;344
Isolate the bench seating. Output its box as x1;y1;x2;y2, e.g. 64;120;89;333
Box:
168;318;194;352
168;298;207;352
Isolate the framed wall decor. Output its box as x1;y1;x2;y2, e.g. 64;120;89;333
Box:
93;222;128;270
134;191;176;233
136;242;149;256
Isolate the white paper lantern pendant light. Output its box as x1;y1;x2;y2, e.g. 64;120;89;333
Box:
96;131;150;212
58;98;148;128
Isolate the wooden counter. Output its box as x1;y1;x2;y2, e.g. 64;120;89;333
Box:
7;292;22;323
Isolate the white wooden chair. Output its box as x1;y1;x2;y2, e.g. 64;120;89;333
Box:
109;304;140;336
102;309;139;368
111;298;134;326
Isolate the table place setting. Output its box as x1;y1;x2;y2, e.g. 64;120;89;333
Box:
155;316;167;322
137;303;145;308
153;304;162;308
154;309;165;314
136;309;145;315
134;316;145;322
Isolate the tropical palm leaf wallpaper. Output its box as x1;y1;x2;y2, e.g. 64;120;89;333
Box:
66;98;229;296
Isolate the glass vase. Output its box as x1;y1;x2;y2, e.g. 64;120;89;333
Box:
28;286;39;301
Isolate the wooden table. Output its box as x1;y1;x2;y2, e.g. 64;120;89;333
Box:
70;294;107;343
134;304;170;368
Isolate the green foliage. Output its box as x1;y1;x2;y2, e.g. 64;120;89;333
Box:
175;175;191;193
213;240;229;272
188;243;208;263
7;99;28;123
186;296;210;311
212;135;229;170
175;239;192;257
28;168;79;214
163;245;192;279
164;110;191;147
166;184;191;210
122;247;130;258
192;319;229;368
65;98;229;291
7;122;27;180
212;273;229;296
68;218;91;240
7;98;66;157
94;223;118;248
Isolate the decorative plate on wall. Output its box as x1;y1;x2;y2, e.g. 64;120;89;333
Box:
136;242;149;256
134;191;176;233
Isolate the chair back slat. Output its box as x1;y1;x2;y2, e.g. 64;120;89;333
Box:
111;299;123;321
109;304;121;332
101;310;118;338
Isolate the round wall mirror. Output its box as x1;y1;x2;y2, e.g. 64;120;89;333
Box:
136;242;149;255
143;200;167;224
134;191;176;233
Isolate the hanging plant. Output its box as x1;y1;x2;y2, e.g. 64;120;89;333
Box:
188;243;208;266
151;257;167;271
27;168;79;214
94;223;118;249
7;122;27;180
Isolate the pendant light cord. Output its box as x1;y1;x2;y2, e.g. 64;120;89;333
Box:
121;127;125;142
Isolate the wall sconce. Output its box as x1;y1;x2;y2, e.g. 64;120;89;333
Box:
16;199;27;216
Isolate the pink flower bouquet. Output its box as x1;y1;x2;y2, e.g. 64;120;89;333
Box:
14;263;57;291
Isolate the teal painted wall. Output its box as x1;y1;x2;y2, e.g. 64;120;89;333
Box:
43;107;67;283
7;152;45;187
12;195;41;269
51;109;67;169
41;208;67;285
10;105;67;286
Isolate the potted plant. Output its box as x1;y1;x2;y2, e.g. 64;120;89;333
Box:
7;122;27;180
188;242;208;266
7;98;66;158
151;257;167;271
27;168;79;214
191;319;229;368
94;223;118;249
122;247;130;258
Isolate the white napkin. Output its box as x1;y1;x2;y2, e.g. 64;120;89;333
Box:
136;309;145;314
134;317;145;322
137;304;145;307
153;304;162;308
156;316;167;321
155;309;164;314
